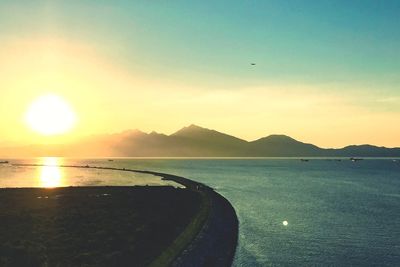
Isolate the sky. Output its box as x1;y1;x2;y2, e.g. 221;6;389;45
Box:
0;1;399;148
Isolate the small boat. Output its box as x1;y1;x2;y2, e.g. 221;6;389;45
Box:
0;161;9;164
108;159;114;162
300;159;309;162
350;157;363;162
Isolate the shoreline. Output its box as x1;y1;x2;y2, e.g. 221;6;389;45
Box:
12;164;239;266
149;171;239;267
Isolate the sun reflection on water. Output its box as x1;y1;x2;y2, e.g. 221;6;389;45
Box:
39;157;63;188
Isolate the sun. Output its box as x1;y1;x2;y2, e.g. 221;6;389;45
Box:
25;94;77;135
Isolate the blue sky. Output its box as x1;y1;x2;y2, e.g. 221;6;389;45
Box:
1;1;399;87
0;1;399;146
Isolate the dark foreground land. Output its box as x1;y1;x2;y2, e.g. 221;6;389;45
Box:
0;186;202;266
4;165;239;267
146;172;238;267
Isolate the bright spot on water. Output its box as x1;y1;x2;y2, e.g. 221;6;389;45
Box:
39;157;62;188
283;220;288;226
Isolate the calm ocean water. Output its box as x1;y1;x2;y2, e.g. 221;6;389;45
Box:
1;158;399;266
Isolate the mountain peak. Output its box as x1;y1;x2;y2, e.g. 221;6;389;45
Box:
256;134;297;143
3;124;400;157
172;124;208;135
171;124;247;144
185;124;205;130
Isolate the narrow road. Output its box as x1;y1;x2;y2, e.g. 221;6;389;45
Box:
13;163;239;267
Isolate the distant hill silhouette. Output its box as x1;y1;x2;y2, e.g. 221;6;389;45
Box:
249;135;322;156
1;124;400;157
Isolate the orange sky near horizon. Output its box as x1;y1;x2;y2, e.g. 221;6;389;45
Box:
1;2;400;149
0;37;399;149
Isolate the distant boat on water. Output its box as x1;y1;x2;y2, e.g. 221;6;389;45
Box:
0;161;9;164
350;157;363;162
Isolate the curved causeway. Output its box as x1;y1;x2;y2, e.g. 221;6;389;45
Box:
13;164;239;267
147;172;239;267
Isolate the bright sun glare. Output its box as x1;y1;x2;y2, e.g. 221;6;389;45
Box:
25;94;77;135
40;157;63;188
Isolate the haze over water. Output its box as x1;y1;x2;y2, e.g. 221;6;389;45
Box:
1;158;399;266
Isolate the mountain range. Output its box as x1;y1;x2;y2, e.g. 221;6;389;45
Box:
1;124;400;157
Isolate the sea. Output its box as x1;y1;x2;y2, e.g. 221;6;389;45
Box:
1;158;399;266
